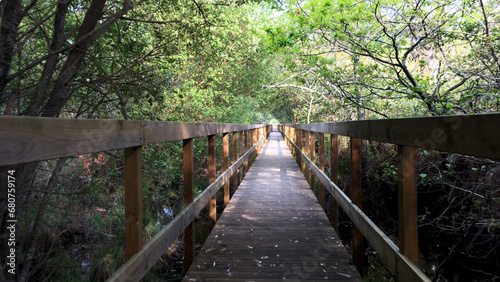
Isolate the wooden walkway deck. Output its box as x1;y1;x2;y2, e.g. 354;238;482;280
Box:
183;131;362;281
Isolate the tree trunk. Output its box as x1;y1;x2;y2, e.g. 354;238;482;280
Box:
24;0;71;116
41;0;107;117
0;0;24;100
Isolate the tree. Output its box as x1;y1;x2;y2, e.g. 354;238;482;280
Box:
262;1;500;280
1;1;279;280
264;0;500;118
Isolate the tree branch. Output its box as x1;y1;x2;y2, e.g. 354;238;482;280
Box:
119;16;181;24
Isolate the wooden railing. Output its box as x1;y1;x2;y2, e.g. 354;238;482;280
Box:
278;113;500;281
0;116;271;281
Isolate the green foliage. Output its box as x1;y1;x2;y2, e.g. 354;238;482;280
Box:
262;0;500;120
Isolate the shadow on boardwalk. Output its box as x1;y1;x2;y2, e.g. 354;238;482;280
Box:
183;132;361;281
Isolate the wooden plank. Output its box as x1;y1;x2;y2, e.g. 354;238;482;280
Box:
107;137;264;282
398;145;419;266
0;116;143;166
285;113;500;160
319;133;325;208
124;146;143;261
184;132;361;281
223;133;229;206
144;122;264;144
330;134;339;232
0;116;267;166
208;135;217;230
183;138;195;272
281;131;430;282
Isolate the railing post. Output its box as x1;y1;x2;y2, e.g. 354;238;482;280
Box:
232;132;238;194
259;127;264;151
301;130;306;174
283;125;293;148
293;127;300;160
208;134;216;230
330;134;339;232
284;126;288;147
305;130;310;185
253;128;257;158
257;128;261;152
248;129;253;165
239;130;244;183
351;137;365;276
252;128;257;164
319;133;325;208
285;126;288;147
398;145;419;266
310;131;316;194
244;130;249;175
124;146;143;261
223;132;229;207
296;128;300;164
183;138;194;271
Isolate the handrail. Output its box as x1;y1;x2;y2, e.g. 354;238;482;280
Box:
286;113;500;160
279;113;500;281
0;115;272;281
107;136;265;281
280;130;429;281
0;116;266;166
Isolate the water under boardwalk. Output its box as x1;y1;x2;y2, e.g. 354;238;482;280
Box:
183;131;362;281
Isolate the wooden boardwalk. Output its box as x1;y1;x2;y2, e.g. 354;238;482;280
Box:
183;131;361;281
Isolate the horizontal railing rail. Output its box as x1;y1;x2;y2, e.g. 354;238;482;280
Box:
0;116;271;282
0;116;266;166
279;113;500;281
286;113;500;160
